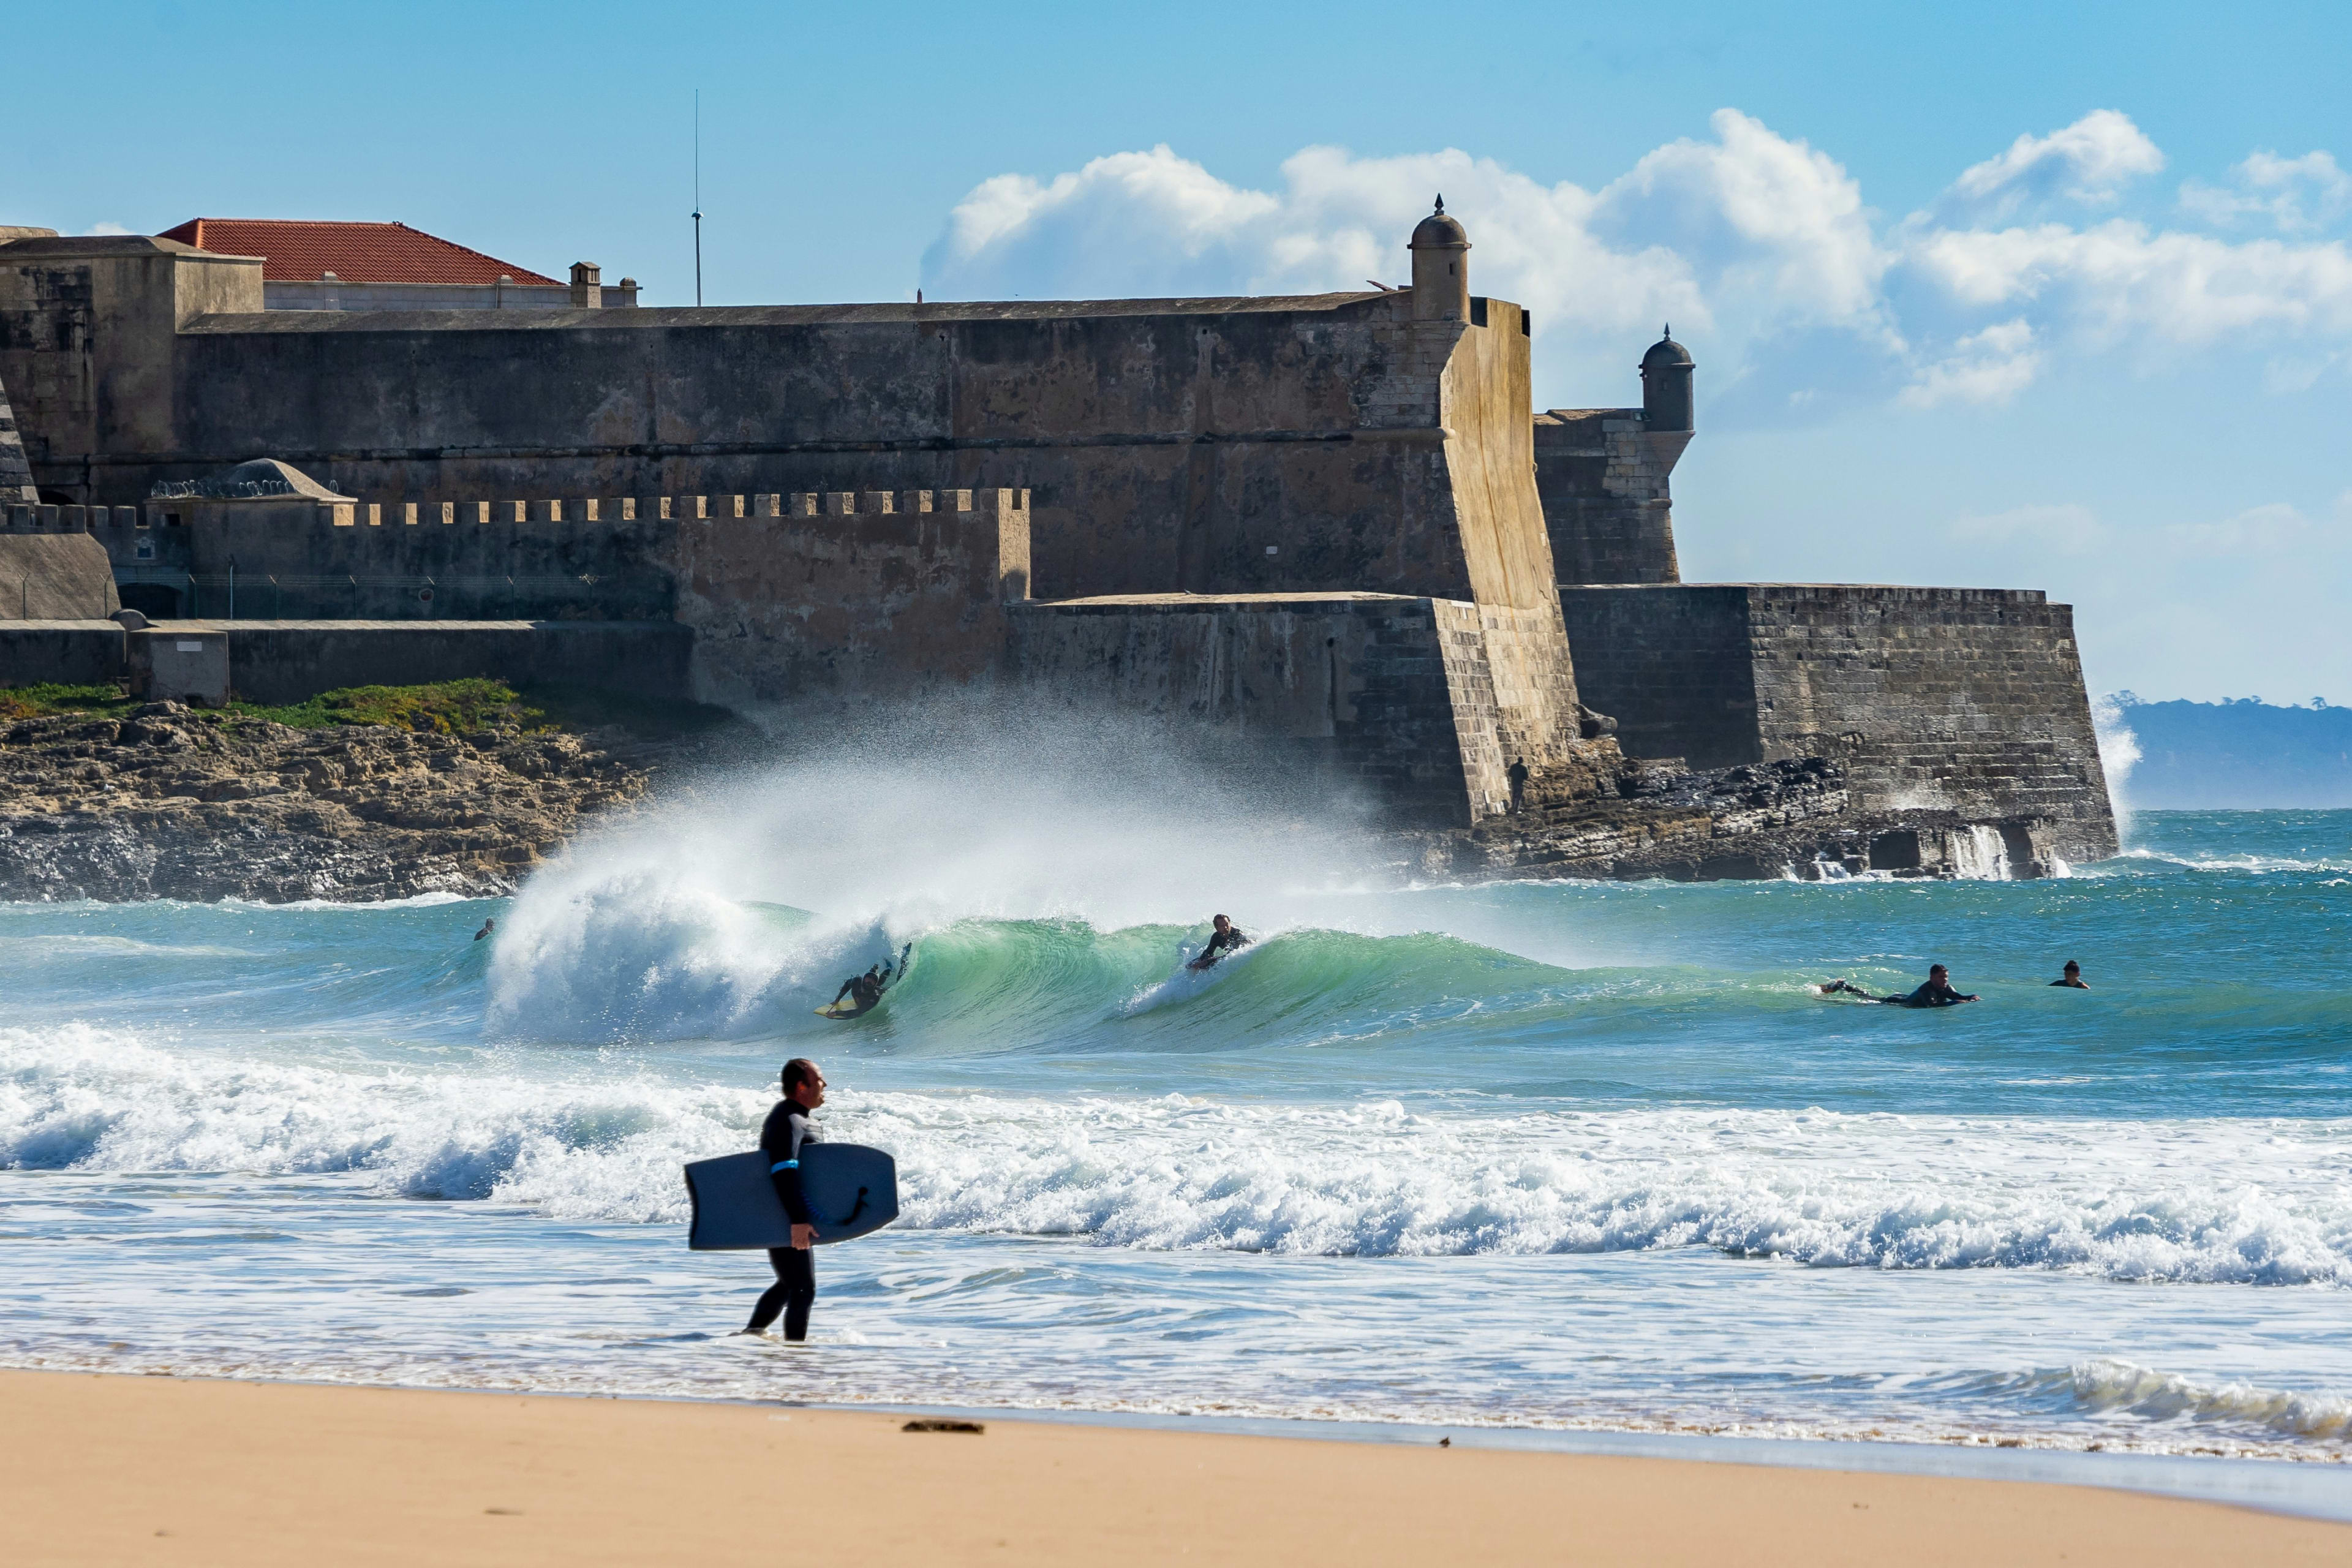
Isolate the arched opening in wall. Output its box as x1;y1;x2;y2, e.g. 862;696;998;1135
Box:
36;488;77;506
118;583;181;620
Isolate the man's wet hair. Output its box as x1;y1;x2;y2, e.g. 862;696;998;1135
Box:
1213;913;1229;924
782;1058;820;1094
2064;960;2081;972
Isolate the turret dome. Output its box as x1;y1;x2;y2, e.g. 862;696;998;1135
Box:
1409;196;1469;251
1641;326;1694;369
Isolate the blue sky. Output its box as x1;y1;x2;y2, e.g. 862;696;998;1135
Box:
7;1;2348;703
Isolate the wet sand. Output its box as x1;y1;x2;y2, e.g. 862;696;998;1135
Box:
4;1369;2344;1566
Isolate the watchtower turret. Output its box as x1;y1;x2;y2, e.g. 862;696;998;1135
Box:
1409;196;1470;323
1640;327;1695;432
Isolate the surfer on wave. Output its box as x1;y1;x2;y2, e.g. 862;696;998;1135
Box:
827;944;910;1017
1186;914;1250;972
1819;963;1979;1006
739;1057;825;1341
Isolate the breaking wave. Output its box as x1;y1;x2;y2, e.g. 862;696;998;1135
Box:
8;1025;2347;1284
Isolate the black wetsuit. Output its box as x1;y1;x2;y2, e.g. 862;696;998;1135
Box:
746;1100;819;1339
1825;978;1976;1006
1887;979;1973;1007
834;972;884;1010
1196;927;1248;966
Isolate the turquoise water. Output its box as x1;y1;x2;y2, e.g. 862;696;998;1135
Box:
3;775;2348;1459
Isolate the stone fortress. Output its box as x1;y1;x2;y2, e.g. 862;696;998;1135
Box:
0;202;2115;879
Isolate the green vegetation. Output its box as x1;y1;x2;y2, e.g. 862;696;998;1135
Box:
0;676;737;739
0;682;135;721
227;677;537;733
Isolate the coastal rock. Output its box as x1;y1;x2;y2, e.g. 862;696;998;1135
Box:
0;703;671;902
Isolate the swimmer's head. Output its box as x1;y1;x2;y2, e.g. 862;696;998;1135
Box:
2063;960;2081;976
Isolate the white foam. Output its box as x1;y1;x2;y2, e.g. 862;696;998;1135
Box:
7;1027;2348;1285
2069;1357;2352;1441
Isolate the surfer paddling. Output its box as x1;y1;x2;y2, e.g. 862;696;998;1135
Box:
1187;914;1250;972
1820;963;1980;1006
741;1058;826;1341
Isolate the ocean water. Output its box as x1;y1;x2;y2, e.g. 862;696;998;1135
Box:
4;747;2349;1464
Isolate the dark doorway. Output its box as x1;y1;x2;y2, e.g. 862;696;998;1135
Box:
118;582;182;620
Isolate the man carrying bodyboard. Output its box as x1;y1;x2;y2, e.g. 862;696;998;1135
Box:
740;1058;825;1340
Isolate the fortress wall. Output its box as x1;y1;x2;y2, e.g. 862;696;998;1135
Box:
1742;586;2116;856
1534;410;1683;584
1007;594;1488;826
1430;300;1586;797
0;621;124;687
0;533;119;620
1556;586;1761;765
0;241;260;469
0;243;1571;614
671;488;1031;709
1558;584;2118;856
101;493;678;620
0;619;690;703
211;620;691;705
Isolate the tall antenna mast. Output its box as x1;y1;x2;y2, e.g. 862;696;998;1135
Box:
692;89;703;307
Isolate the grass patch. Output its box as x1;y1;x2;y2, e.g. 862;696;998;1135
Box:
0;682;136;721
225;677;541;733
2;675;739;739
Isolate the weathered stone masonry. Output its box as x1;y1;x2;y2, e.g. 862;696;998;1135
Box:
0;209;2120;867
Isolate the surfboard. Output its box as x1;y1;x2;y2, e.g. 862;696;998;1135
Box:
683;1143;900;1250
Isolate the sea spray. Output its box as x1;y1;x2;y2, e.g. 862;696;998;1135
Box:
487;704;1390;1039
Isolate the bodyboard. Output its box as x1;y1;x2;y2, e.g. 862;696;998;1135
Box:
684;1143;900;1250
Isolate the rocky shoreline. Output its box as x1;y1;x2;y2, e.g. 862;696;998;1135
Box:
0;701;706;903
0;698;2054;903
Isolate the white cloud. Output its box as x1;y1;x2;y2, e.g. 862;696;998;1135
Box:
88;221;130;235
925;108;2352;414
2180;151;2352;234
1901;317;2040;407
1942;110;2165;218
2160;501;2312;557
1950;501;2106;554
924;113;1890;399
1900;221;2352;347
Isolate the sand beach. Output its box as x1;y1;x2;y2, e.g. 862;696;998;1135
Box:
5;1370;2346;1567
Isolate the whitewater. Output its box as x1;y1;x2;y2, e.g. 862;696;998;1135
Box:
3;736;2349;1461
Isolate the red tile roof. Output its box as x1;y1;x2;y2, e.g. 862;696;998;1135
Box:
156;219;560;286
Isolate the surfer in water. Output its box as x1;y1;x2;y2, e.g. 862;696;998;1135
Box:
833;965;888;1012
473;916;495;941
741;1057;826;1340
828;943;911;1016
1188;914;1250;971
1819;963;1980;1006
2051;960;2089;989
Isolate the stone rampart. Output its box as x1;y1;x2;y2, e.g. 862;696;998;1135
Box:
671;488;1031;708
0;533;119;619
1009;593;1483;826
1009;591;1615;828
0;619;688;704
1533;408;1686;585
1558;584;2117;857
